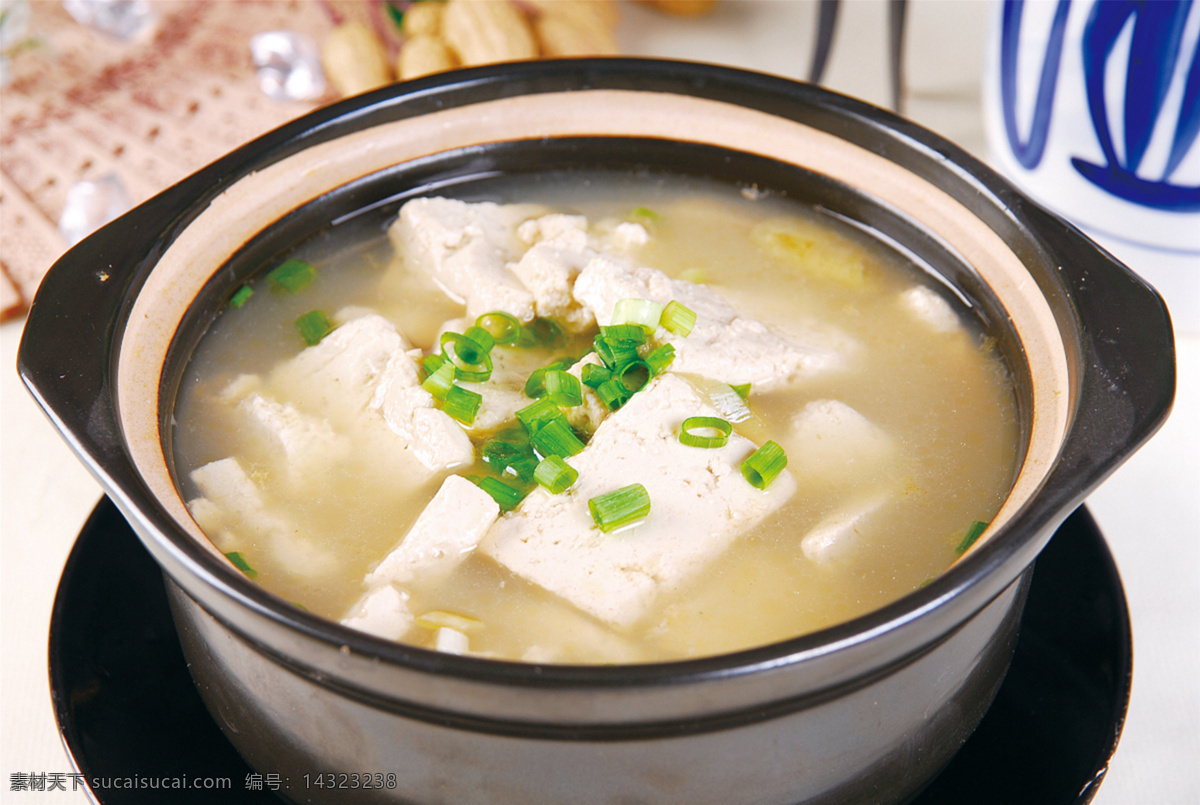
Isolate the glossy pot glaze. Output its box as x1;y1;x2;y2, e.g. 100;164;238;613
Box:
19;60;1174;804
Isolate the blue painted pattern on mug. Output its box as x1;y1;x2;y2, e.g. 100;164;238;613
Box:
1073;0;1200;210
999;0;1072;169
998;0;1200;211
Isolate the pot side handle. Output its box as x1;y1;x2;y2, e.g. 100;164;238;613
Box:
1031;203;1177;512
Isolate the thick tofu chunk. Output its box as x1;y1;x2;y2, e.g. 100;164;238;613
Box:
272;313;409;423
270;312;472;473
367;475;500;587
789;400;896;483
341;585;414;640
573;259;844;390
390;197;542;321
801;493;889;563
511;214;600;331
900;286;961;333
371;348;474;472
236;393;348;483
481;374;796;627
187;457;338;577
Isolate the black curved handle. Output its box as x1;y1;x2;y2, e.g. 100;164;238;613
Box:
1030;203;1176;515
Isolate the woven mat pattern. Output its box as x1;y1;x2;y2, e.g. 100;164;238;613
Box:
0;0;353;319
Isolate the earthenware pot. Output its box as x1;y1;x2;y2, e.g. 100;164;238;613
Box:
19;59;1174;804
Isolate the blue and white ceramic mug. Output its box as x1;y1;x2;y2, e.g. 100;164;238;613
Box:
984;0;1199;330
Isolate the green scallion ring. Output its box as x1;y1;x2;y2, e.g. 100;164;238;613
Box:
228;285;254;309
473;476;527;511
955;520;989;555
588;483;651;533
266;258;317;294
611;298;664;330
476;311;523;345
543;369;583;407
678;416;733;449
531;417;586;459
741;440;788;490
441;332;493;382
534;455;578;494
420;360;456;400
660;299;697;337
443;384;483;425
225;551;257;579
295;310;335;346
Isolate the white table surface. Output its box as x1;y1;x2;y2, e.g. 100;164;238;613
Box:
2;2;1197;803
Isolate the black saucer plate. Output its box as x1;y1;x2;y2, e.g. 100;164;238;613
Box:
49;498;1131;804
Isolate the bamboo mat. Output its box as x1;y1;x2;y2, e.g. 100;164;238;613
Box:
0;0;348;320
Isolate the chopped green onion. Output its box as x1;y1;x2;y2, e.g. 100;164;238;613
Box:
267;258;317;293
730;382;752;399
494;425;531;447
589;483;651;533
611;298;664;331
616;360;651;394
601;323;650;343
516;397;563;435
473;476;527;511
679;416;732;448
421;352;447;378
534;455;578;494
443;385;483;425
225;551;257;579
631;206;659;221
523;357;576;399
441;332;493;382
476;311;522;345
421;360;456;399
482;437;538;481
228;285;254;309
594;335;641;371
531;417;586;459
543;370;583;407
660;300;697;337
581;362;611;388
295;310;334;346
955;521;989;555
462;325;496;355
595;377;632;411
741;441;788;490
643;343;676;375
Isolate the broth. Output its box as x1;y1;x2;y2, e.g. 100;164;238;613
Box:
172;172;1019;663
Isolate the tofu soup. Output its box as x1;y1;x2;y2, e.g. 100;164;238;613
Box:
173;173;1019;664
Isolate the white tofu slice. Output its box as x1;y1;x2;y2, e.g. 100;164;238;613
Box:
801;493;890;563
573;259;844;390
367;475;500;587
272;313;409;423
269;312;473;473
371;349;474;472
341;584;414;641
900;286;962;333
481;373;796;627
187;457;338;577
434;627;471;655
511;214;599;332
390;197;542;321
789;400;896;483
236;393;348;483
